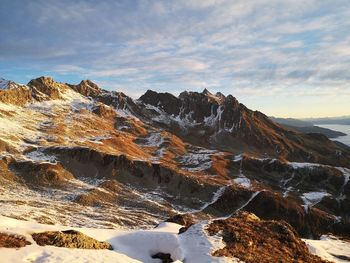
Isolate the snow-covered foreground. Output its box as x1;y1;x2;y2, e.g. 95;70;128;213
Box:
304;236;350;263
0;216;235;263
2;215;349;263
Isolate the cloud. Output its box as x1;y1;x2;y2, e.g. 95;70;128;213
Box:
0;0;350;115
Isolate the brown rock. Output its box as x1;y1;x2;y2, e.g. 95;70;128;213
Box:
92;103;116;118
28;76;62;101
206;212;329;263
0;85;32;106
10;160;74;187
74;188;116;207
32;230;112;249
0;232;31;248
69;80;102;97
166;214;195;233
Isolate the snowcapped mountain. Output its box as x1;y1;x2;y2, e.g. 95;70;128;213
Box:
0;76;349;262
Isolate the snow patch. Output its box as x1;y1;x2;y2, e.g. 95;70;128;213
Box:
304;235;350;263
301;191;330;211
233;177;251;188
24;149;57;163
179;148;217;172
288;162;321;170
144;132;164;147
178;221;240;262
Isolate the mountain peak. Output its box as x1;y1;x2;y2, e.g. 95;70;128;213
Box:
0;77;23;90
27;76;64;101
202;88;211;95
78;79;99;89
28;76;55;86
139;89;181;115
0;78;8;89
69;79;101;97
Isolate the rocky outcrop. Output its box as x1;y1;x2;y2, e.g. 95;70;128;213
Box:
10;160;74;187
92;103;116;119
0;85;32;106
140;90;181;116
0;233;31;248
27;76;63;101
68;80;102;97
238;156;345;194
32;230;112;249
206;212;328;263
44;146;217;199
0;139;18;154
74;188;116;207
202;185;253;216
98;91;144;117
243;190;350;238
0;157;19;183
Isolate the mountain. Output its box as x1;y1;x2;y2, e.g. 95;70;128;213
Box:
138;89;350;167
303;116;350;125
270;117;314;127
271;117;347;138
0;76;350;262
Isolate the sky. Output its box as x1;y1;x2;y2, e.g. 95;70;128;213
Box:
0;0;349;118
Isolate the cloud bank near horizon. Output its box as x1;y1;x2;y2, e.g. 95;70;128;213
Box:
0;0;349;117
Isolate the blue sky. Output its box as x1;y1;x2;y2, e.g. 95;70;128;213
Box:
0;0;349;117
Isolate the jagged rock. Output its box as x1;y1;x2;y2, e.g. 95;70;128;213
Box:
27;76;63;101
0;85;32;106
99;91;144;117
140;90;181;116
32;230;112;249
202;185;253;216
69;79;102;97
206;212;329;263
243;190;345;238
92;103;116;118
0;233;31;248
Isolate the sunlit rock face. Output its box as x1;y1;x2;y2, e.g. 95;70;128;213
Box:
0;76;349;245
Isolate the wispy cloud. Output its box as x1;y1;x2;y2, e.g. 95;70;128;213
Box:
0;0;349;116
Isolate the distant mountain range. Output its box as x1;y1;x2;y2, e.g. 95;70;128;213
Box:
302;116;350;125
270;117;347;138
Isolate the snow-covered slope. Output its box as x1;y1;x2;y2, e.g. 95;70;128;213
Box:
0;215;233;263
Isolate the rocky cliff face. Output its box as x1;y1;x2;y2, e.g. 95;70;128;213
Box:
0;76;349;261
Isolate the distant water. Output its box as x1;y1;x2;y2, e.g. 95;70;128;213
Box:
317;124;350;146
